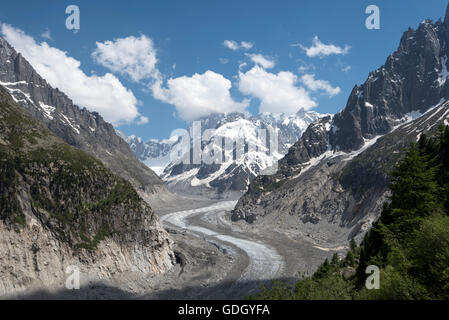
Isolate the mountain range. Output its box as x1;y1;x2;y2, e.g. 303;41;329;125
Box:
232;8;449;246
2;3;449;299
124;109;324;196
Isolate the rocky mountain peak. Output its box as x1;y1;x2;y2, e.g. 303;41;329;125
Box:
329;13;449;152
0;35;165;194
124;110;324;195
233;4;449;239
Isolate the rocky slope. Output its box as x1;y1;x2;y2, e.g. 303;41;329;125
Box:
234;100;449;245
125;110;323;196
0;87;174;296
232;5;449;244
0;36;165;194
330;10;449;152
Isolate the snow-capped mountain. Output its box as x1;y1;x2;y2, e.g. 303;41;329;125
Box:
124;109;325;195
117;131;177;175
232;5;449;244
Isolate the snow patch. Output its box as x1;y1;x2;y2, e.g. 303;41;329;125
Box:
165;168;200;183
343;135;383;161
60;114;81;134
38;102;55;120
437;55;449;86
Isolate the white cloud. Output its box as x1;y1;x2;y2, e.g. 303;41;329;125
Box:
223;40;254;51
223;40;239;50
301;74;341;97
301;36;350;58
245;53;275;69
219;57;229;64
240;41;254;50
136;115;149;125
341;65;352;72
297;59;315;74
238;66;317;114
1;23;141;125
40;28;52;40
92;35;159;82
239;62;248;70
152;70;249;121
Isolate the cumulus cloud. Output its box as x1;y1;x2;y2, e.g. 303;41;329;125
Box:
92;35;159;82
301;74;341;97
1;23;142;125
223;40;254;51
152;70;249;121
238;66;316;114
301;36;350;58
245;53;275;69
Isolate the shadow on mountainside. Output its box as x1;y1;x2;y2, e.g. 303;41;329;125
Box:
5;277;296;300
139;277;297;300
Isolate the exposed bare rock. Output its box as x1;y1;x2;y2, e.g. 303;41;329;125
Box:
0;36;165;194
0;87;174;297
233;7;449;245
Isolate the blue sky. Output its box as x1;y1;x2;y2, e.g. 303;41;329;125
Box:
1;0;448;141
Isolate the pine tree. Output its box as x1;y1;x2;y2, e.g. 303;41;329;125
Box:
331;253;340;267
381;143;441;235
313;258;332;280
350;238;357;251
357;141;443;289
437;126;449;214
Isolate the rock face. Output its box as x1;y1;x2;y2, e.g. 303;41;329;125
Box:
234;100;449;244
0;87;175;296
232;6;449;244
128;110;324;196
330;15;449;152
0;36;165;194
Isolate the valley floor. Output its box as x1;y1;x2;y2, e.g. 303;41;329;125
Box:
140;193;338;299
8;193;341;300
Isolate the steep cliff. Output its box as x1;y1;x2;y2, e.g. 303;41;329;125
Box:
0;87;174;296
0;36;165;194
233;6;449;245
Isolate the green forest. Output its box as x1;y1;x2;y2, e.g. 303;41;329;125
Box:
254;125;449;300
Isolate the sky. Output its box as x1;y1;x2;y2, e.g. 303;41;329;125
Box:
0;0;448;141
